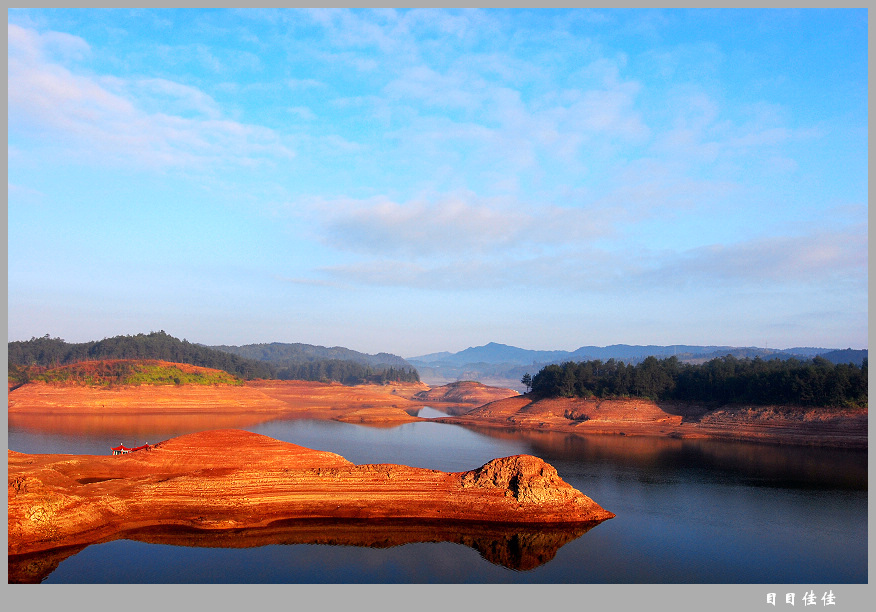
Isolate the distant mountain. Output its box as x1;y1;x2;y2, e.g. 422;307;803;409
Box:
407;350;454;363
411;342;571;366
568;344;737;362
407;342;867;390
818;349;868;366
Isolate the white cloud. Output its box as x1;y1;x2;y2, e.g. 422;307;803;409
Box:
8;23;292;170
7;23;91;63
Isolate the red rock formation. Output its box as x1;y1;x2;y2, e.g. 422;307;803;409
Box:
8;429;614;560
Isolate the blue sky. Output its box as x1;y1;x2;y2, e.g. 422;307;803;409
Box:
7;8;868;357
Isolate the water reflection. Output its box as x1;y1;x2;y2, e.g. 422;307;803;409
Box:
416;406;451;419
452;425;868;490
8;519;604;583
7;412;867;583
8;412;278;455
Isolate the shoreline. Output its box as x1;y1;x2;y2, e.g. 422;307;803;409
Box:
435;395;868;449
8;379;867;448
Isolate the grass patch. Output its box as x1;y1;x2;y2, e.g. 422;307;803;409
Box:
14;360;243;387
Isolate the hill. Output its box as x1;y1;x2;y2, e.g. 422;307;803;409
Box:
819;348;868;366
8;332;419;386
209;342;413;369
8;331;273;379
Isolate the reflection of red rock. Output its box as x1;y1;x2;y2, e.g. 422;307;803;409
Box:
8;520;602;583
8;429;614;559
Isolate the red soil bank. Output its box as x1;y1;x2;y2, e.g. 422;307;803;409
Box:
441;395;867;448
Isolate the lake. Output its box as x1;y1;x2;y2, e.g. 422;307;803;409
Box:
7;406;868;583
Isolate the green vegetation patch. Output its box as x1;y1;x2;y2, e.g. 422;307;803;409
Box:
10;360;243;387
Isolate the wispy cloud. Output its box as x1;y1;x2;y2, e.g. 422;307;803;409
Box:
8;23;293;169
655;226;868;287
8;181;47;202
316;211;866;294
304;193;620;259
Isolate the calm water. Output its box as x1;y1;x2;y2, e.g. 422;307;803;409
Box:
7;406;868;583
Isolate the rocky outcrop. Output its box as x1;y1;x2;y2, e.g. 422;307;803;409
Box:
8;429;614;561
461;455;584;505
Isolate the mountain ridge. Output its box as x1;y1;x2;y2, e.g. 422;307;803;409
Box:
407;342;867;391
408;342;866;365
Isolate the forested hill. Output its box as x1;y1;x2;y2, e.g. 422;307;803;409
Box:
8;332;419;385
8;332;274;379
209;342;412;369
527;355;867;408
207;342;418;384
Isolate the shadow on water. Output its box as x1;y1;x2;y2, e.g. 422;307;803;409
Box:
8;519;607;583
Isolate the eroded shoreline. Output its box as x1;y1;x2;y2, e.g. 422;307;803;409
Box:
8;378;867;447
436;395;868;449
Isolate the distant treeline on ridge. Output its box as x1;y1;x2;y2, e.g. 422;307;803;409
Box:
526;355;867;408
7;331;419;385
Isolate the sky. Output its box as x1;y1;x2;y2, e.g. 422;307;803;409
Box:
7;8;869;357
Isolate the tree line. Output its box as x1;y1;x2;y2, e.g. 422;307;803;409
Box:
8;332;419;386
524;355;867;408
274;361;419;385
